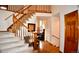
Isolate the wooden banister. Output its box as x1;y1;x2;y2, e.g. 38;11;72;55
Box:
20;5;32;13
6;5;51;15
7;5;51;33
15;5;32;17
18;20;28;29
13;15;28;29
7;14;29;33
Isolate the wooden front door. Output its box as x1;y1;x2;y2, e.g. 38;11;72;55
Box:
64;10;78;53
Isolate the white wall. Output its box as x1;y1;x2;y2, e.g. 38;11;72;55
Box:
49;15;60;47
44;17;51;41
51;15;60;38
0;10;14;31
51;5;78;52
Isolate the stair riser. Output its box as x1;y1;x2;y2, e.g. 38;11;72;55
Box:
0;40;25;50
0;37;20;44
1;45;27;53
0;34;15;38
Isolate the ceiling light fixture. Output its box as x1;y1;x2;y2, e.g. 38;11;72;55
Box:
0;5;8;10
0;6;7;10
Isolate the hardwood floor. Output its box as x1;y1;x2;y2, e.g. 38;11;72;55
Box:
38;41;59;53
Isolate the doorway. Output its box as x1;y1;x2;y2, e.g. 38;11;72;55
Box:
64;10;78;53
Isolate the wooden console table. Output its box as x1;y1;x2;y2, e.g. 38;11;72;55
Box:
33;32;39;50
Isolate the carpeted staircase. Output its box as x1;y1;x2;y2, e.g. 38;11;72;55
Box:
0;31;33;53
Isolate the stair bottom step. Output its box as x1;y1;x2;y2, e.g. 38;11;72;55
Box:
18;47;33;53
1;45;25;53
0;40;24;50
1;45;33;53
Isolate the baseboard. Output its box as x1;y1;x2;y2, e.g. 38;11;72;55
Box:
46;40;59;48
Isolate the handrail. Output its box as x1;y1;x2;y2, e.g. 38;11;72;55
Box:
6;5;51;15
28;5;51;13
7;5;52;32
7;11;33;30
5;14;13;20
52;35;60;39
16;5;27;12
4;6;30;20
18;20;28;29
20;5;32;13
14;5;51;15
16;5;32;17
13;15;28;29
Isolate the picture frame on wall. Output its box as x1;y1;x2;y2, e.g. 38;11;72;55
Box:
28;23;35;32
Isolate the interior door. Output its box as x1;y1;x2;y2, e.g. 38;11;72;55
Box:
64;10;78;53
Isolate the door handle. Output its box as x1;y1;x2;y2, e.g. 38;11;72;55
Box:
75;40;78;42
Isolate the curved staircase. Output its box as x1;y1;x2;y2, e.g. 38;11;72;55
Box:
0;5;52;53
0;31;33;53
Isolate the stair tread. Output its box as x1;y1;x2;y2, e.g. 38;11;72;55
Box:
1;45;27;53
18;48;33;53
0;30;32;53
0;37;20;44
16;47;33;53
0;40;25;50
0;37;18;39
0;32;14;38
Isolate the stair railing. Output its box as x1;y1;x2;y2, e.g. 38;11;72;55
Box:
7;5;52;39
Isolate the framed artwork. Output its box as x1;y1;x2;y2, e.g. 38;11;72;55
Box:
28;23;35;32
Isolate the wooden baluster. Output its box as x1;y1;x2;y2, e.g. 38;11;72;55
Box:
20;26;22;39
23;26;24;40
19;26;21;38
46;5;49;12
48;5;51;12
25;29;27;36
21;26;23;39
18;29;20;37
45;5;46;12
39;5;41;11
22;26;23;40
41;5;42;12
45;5;47;11
36;5;38;12
22;26;24;39
23;27;25;38
47;5;49;12
17;29;18;37
35;5;36;12
21;26;22;40
39;5;40;12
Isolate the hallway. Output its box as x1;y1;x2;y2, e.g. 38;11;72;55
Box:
39;41;59;53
